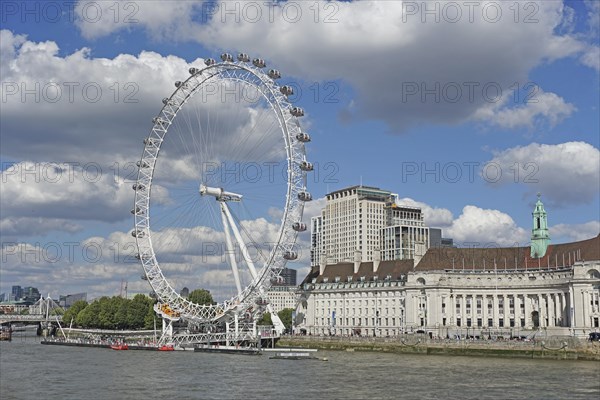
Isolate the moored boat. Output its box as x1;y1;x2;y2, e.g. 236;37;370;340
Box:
0;329;11;341
110;343;129;350
194;345;260;355
269;351;327;361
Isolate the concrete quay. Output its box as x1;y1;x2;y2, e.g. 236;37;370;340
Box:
278;335;600;361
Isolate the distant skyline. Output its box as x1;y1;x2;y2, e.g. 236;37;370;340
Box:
1;1;599;299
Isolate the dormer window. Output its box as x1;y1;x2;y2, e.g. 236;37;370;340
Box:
323;277;329;283
334;276;341;283
347;276;353;282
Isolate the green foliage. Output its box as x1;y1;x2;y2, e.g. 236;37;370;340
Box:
62;289;214;329
77;299;100;328
128;294;151;329
71;295;156;330
62;300;88;324
50;307;64;316
98;297;116;329
258;312;272;325
20;308;29;315
144;302;157;330
113;296;128;329
187;289;214;306
277;308;294;330
258;308;294;330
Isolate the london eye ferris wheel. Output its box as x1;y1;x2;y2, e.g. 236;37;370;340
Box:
132;53;313;331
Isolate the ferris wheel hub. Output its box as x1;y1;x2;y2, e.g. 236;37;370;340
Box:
199;184;243;202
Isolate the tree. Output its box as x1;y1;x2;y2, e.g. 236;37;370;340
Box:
98;297;118;329
69;295;157;330
258;312;272;325
50;307;64;316
77;300;100;328
144;302;156;330
187;289;214;306
128;294;151;329
63;300;88;326
277;308;294;331
113;297;129;329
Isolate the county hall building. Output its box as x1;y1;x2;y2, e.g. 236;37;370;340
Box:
296;187;600;339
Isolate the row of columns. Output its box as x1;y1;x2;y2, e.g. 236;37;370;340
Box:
574;287;600;329
444;292;570;329
303;287;600;335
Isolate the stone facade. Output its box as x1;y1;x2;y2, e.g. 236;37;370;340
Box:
296;236;600;339
266;285;297;314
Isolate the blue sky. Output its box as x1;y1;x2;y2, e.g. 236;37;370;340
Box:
1;1;599;299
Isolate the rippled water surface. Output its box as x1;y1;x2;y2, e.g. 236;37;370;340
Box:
1;336;599;400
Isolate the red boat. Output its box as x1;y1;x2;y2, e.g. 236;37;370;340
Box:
158;345;174;351
110;344;129;350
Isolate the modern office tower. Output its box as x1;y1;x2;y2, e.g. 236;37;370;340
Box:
381;203;429;264
311;185;432;265
322;186;397;264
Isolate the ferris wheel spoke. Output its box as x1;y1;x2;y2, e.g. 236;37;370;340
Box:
228;105;278;163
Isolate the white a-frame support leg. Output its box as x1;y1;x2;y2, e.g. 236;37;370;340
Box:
219;198;285;335
220;202;242;296
222;201;258;280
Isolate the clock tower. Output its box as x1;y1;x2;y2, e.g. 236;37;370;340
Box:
530;193;550;258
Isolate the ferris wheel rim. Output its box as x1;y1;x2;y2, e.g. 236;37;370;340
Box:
132;57;310;323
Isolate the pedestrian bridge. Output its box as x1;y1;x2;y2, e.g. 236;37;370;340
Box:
0;314;63;324
0;297;63;325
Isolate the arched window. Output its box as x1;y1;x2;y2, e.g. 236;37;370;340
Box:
587;269;600;279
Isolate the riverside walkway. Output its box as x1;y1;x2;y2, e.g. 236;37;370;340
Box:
278;335;600;361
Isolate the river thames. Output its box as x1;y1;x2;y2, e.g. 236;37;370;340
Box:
1;337;599;400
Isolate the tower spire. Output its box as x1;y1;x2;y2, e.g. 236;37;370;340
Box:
530;193;550;258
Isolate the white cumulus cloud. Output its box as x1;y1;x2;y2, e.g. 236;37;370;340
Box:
445;205;529;246
397;197;454;228
70;1;595;132
473;90;576;129
550;221;600;242
0;162;141;226
486;141;600;206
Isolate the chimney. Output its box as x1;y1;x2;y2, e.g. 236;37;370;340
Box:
319;251;326;276
373;248;381;273
354;249;361;274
